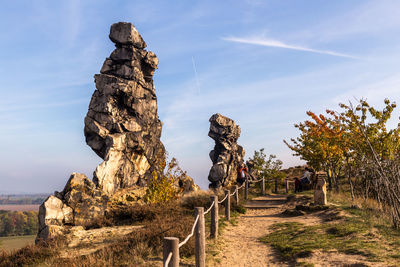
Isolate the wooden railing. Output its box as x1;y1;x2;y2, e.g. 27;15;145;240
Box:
163;176;273;267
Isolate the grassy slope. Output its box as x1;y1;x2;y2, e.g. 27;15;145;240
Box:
0;190;246;267
260;191;400;265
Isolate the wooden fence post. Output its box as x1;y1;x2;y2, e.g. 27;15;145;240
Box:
274;178;278;193
210;195;218;239
235;185;239;204
262;177;265;195
224;189;230;221
245;178;249;200
194;207;206;267
286;180;289;193
163;237;179;267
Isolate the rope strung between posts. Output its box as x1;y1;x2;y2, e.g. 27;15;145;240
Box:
204;200;215;215
178;214;200;248
164;252;173;266
218;193;229;204
163;176;272;266
230;189;236;197
250;177;263;183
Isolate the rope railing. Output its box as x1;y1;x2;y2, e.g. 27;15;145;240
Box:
204;200;215;215
164;252;173;267
218;193;228;204
163;176;279;267
249;178;263;183
179;214;200;248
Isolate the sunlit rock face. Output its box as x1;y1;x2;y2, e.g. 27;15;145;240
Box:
37;22;166;242
85;22;165;196
207;113;245;188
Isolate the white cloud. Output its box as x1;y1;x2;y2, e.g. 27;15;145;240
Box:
222;36;360;59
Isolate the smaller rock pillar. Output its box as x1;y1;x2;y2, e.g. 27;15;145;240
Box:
314;177;327;205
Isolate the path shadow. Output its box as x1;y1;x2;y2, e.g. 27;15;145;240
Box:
243;213;288;219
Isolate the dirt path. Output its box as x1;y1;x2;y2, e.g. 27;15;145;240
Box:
210;194;373;267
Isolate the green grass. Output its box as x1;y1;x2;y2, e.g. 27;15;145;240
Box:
260;193;400;264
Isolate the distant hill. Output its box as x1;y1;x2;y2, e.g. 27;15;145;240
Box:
0;194;48;205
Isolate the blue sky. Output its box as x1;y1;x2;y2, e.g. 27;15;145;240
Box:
1;0;400;193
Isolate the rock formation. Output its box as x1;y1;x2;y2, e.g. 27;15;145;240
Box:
245;159;258;182
208;114;245;188
37;22;167;241
314;173;328;205
38;173;109;240
85;22;165;196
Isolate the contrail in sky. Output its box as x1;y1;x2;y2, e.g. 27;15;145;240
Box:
192;56;201;95
222;36;360;59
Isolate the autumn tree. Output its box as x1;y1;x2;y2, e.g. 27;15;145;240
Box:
284;110;347;190
285;98;400;228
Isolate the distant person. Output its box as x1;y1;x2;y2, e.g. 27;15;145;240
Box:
300;167;313;185
237;164;248;185
294;177;302;193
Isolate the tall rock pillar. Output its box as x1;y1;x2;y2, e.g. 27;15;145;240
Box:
207;114;245;188
85;22;165;196
37;22;166;241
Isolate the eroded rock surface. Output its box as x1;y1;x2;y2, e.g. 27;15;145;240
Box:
37;173;109;240
37;22;167;242
85;21;165;196
314;173;328;205
208;114;245;188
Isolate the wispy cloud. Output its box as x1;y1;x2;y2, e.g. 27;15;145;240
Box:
222;36;360;59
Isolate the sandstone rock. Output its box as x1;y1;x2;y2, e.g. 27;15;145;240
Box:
109;186;147;206
207;114;245;188
59;225;144;258
37;22;199;243
37;173;109;241
176;174;200;195
314;173;327;205
62;173;109;226
38;195;72;228
245;159;259;182
85;22;165;196
109;22;146;48
36;224;65;241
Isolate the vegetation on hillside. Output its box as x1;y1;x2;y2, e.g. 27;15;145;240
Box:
0;191;246;266
248;148;285;181
285;98;400;228
144;157;187;203
0;211;38;237
261;192;400;265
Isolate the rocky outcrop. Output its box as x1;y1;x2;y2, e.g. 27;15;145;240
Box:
314;172;328;205
85;22;165;196
245;159;258;182
175;174;200;195
208;114;245;188
37;22;167;242
37;173;109;240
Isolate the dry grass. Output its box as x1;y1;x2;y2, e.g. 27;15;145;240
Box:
0;190;222;266
180;190;213;210
261;190;400;264
0;239;58;267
